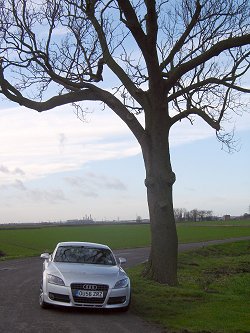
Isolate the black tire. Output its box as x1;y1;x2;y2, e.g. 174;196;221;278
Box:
120;293;131;312
39;282;51;309
120;304;130;312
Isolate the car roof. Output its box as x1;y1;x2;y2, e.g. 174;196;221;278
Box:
55;241;110;250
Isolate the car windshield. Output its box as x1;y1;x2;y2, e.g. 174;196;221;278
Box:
54;246;116;265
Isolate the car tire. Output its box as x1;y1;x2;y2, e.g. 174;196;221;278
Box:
120;304;130;312
120;294;131;312
39;282;50;309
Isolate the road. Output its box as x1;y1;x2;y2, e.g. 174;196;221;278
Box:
1;236;250;333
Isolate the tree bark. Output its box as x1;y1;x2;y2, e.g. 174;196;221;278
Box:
142;107;178;286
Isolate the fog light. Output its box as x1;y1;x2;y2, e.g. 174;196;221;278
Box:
49;292;55;300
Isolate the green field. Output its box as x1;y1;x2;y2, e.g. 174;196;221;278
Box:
1;221;250;260
0;224;151;259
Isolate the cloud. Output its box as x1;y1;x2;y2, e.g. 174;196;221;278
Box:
26;189;67;204
13;168;25;176
0;173;67;204
64;176;98;197
169;109;250;147
0;165;9;173
65;172;127;197
0;105;139;187
103;178;127;190
85;172;127;190
0;164;26;187
0;165;25;175
13;179;27;191
1;102;250;189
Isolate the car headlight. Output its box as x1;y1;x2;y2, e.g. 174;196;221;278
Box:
47;274;65;286
113;278;129;289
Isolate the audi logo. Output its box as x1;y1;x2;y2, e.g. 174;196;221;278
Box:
82;284;98;290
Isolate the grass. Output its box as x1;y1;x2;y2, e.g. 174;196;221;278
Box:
129;240;250;333
177;220;250;226
0;224;151;259
177;225;250;243
0;221;250;260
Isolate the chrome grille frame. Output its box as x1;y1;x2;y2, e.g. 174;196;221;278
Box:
71;283;109;304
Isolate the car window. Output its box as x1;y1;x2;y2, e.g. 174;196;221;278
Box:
54;246;116;265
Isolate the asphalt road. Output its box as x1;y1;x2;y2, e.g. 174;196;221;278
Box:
1;236;250;333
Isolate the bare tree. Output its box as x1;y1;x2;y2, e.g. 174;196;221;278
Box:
174;208;183;221
190;209;199;222
174;208;214;221
0;0;249;285
174;207;187;221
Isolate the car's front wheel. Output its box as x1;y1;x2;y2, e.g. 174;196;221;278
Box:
120;293;131;312
39;282;50;309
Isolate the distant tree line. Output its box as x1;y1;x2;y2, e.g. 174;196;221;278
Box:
174;208;214;222
174;209;250;222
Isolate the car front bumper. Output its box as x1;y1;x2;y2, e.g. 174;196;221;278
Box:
42;281;131;309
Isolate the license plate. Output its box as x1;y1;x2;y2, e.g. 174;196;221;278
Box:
75;290;103;298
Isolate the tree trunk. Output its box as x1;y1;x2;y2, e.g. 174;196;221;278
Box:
142;112;178;286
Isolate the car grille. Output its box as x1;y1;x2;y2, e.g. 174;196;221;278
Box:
71;283;109;304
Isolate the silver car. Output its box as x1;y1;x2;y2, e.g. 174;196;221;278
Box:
39;241;131;310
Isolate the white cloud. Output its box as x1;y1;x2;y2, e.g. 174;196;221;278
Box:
170;110;250;147
0;104;140;186
65;172;127;196
1;102;250;188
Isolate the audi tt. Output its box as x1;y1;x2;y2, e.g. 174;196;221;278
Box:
39;241;131;310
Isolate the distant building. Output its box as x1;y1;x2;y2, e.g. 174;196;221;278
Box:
224;215;231;221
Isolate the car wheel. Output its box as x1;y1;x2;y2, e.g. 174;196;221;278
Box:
39;282;50;309
120;304;130;312
120;294;131;312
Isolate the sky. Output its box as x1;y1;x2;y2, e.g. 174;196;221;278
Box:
0;2;249;224
1;97;250;224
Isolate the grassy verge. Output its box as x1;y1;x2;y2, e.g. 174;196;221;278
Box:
129;241;250;333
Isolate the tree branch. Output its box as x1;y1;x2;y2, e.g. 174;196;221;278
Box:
145;0;158;47
0;80;97;112
160;0;202;70
116;0;147;52
167;77;250;102
171;107;220;130
165;34;250;88
84;2;146;106
0;60;145;145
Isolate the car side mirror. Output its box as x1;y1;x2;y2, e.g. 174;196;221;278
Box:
40;253;50;260
119;257;126;265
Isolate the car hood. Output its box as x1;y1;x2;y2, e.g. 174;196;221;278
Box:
47;262;127;287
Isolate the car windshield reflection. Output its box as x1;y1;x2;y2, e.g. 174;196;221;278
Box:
54;246;116;265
